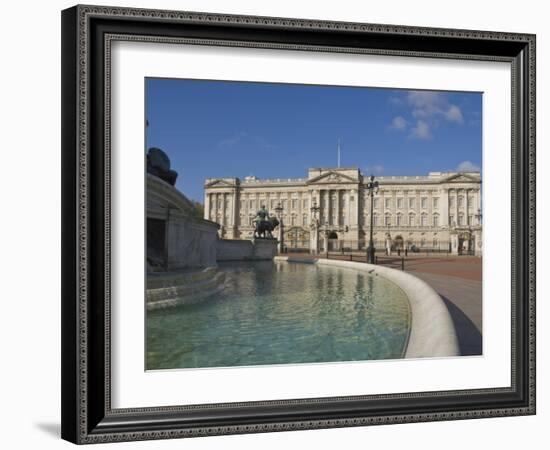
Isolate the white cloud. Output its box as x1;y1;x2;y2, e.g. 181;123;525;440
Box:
388;116;408;131
406;91;464;125
410;120;431;140
408;91;444;118
457;161;480;172
388;91;467;140
445;105;464;123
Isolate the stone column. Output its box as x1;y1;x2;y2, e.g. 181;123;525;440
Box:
428;190;433;225
231;188;238;238
297;192;302;227
391;189;396;227
464;189;473;226
455;189;459;226
215;194;219;223
353;189;359;227
221;193;227;226
323;190;328;225
441;188;449;227
335;189;340;227
327;189;334;225
204;193;211;221
308;190;314;226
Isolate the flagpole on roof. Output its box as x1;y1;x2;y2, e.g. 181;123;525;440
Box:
337;139;341;168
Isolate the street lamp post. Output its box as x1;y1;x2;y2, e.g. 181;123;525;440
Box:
366;175;379;264
310;201;321;254
274;203;284;254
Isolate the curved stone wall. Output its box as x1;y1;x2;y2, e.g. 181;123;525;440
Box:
274;256;459;359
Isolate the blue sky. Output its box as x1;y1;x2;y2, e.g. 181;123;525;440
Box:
146;78;482;202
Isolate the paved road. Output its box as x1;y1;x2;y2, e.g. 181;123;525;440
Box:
404;271;482;356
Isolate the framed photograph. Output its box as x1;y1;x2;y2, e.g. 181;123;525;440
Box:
61;4;536;444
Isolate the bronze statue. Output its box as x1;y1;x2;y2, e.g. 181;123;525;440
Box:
147;147;178;186
253;205;279;239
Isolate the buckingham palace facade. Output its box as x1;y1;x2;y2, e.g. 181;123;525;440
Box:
204;167;482;255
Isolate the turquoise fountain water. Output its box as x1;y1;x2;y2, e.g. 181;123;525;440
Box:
146;260;410;370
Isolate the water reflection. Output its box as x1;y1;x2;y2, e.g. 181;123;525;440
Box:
147;261;410;370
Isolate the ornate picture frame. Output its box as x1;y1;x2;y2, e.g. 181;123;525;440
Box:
61;5;535;444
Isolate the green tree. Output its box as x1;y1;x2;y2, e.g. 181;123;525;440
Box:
190;201;204;219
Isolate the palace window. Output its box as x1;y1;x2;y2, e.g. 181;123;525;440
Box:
421;214;428;227
270;199;276;209
385;215;391;227
240;200;245;210
291;215;296;226
409;198;415;209
249;200;255;210
291;199;297;210
303;216;308;226
449;197;455;207
303;199;308;209
397;198;403;209
385;198;391;209
421;197;427;209
433;197;439;209
458;214;464;226
433;238;439;248
282;199;288;209
458;196;464;207
373;215;379;226
373;198;379;209
396;214;402;226
468;215;473;225
450;215;455;226
409;214;415;227
433;214;439;227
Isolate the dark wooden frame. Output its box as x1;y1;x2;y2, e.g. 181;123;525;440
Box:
61;4;536;444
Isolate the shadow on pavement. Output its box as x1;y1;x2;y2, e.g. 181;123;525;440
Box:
441;295;482;356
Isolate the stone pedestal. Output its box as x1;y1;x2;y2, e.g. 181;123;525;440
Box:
385;234;392;256
253;238;278;259
473;228;483;257
147;173;220;272
310;226;320;254
216;238;278;261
